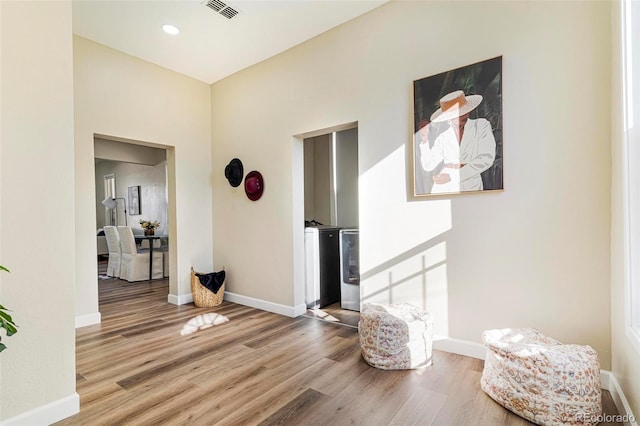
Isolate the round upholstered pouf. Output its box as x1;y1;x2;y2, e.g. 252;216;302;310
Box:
358;303;433;370
480;328;602;425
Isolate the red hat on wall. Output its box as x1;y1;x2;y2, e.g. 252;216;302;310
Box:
244;171;264;201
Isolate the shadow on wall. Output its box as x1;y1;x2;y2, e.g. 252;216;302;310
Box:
360;230;451;337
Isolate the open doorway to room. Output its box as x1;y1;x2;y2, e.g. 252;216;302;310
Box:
94;136;172;299
301;126;360;327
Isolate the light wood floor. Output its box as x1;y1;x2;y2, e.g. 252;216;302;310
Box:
303;302;361;328
57;277;620;425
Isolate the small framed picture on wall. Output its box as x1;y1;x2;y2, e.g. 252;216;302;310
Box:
128;185;141;215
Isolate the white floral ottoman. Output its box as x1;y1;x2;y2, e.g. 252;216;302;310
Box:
481;328;602;425
358;303;433;370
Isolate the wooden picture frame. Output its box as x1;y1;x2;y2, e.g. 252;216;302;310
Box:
412;56;503;196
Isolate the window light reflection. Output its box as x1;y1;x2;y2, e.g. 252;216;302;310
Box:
180;312;229;336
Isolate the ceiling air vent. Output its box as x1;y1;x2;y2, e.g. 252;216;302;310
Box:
219;6;239;19
204;0;241;19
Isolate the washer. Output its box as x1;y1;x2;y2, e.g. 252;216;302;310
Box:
304;226;342;308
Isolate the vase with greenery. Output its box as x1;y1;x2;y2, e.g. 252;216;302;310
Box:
0;265;18;352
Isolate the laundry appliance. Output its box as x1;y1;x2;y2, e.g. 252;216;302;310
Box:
304;226;342;309
339;228;360;311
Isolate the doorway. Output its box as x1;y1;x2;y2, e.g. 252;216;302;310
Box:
94;136;172;293
300;125;360;327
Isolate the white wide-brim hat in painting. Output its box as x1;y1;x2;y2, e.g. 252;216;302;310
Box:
429;90;483;122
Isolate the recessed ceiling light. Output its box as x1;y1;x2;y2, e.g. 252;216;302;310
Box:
162;24;180;35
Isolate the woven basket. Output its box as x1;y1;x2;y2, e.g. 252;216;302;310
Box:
191;267;225;307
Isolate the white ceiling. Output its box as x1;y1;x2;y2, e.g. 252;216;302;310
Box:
72;0;388;84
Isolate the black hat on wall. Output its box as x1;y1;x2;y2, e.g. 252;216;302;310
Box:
224;158;244;187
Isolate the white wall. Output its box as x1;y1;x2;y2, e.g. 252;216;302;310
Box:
611;0;640;418
303;139;316;221
314;135;333;226
94;137;166;166
95;160;168;233
74;36;212;316
303;135;333;225
335;128;358;228
304;129;358;227
0;1;78;422
211;0;612;367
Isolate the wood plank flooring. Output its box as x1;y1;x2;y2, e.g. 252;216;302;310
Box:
56;277;620;425
303;302;361;328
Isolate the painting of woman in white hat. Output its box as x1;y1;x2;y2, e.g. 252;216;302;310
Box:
418;90;496;194
413;56;502;196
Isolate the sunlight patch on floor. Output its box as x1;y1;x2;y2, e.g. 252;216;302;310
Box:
180;312;229;335
309;308;339;322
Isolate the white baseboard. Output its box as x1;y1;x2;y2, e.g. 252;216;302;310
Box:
433;335;487;360
75;312;101;328
600;369;611;390
0;392;79;426
168;292;193;305
601;370;638;426
168;290;306;317
293;303;308;317
223;291;306;318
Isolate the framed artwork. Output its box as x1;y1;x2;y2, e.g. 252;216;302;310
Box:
412;56;503;196
128;185;141;215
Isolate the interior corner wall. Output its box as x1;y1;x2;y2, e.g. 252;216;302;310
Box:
1;1;78;422
610;0;640;417
73;36;212;313
211;0;613;367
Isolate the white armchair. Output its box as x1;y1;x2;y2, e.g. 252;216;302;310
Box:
103;226;121;278
117;226;164;282
97;229;109;256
